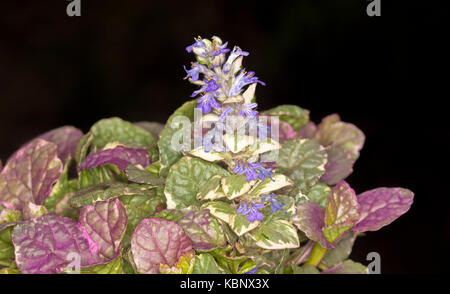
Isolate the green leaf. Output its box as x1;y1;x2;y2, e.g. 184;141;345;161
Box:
0;226;15;266
0;268;20;274
78;165;119;189
262;105;310;130
197;175;225;201
80;256;123;274
307;183;331;208
229;213;260;236
276;139;327;192
159;251;195;274
321;232;357;268
70;182;156;208
159;100;197;177
75;132;94;168
44;160;76;214
295;183;331;208
323;181;360;243
249;219;300;250
0;209;22;224
248;174;293;197
90;117;156;148
192;253;224;274
164;157;230;209
322;259;367;274
124;164;165;185
221;174;253;200
209;248;256;274
201;201;235;224
119;187;166;248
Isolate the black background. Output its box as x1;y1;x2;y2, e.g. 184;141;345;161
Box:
0;0;448;274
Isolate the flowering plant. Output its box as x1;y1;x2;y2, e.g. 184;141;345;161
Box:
0;36;414;274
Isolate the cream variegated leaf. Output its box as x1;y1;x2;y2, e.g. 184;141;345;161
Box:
249;174;293;197
221;175;254;200
201;201;235;224
229;213;260;236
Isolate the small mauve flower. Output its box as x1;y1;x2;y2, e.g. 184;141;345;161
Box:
261;193;286;214
219;106;234;122
186;38;205;53
255;165;275;182
229;70;266;96
223;46;249;74
183;62;209;81
238;103;258;118
191;77;220;97
196;93;221;114
233;161;261;182
237;201;265;222
245;267;258;274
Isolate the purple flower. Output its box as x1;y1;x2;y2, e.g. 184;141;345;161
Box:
191;77;220;97
223;46;249;74
245;267;258;274
196;93;221;114
255;165;275;182
202;123;225;152
237;201;265;222
229;70;266;96
211;41;230;56
183;62;209;81
233;161;262;182
238;103;258;118
186;38;205;53
261;193;286;214
219;106;234;122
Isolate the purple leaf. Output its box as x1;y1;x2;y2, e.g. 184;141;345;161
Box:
353;187;414;232
320;146;357;185
79;146;150;172
130;218;193;274
323;181;360;243
278;120;297;143
177;209;227;250
0;139;63;209
38;126;83;162
314;114;365;158
79;198;128;261
293;202;333;249
11;214;101;274
296;121;317;139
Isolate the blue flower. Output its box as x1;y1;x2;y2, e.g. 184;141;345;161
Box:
183;62;209;81
191;77;220;97
237;201;265;222
245;268;258;274
186;38;205;53
211;41;230;56
219;106;234;122
202;122;226;152
229;70;266;96
233;161;261;182
238;103;258;118
255;165;274;182
223;46;249;74
196;93;221;114
261;193;286;213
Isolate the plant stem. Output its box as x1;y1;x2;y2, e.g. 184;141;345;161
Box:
304;242;327;267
